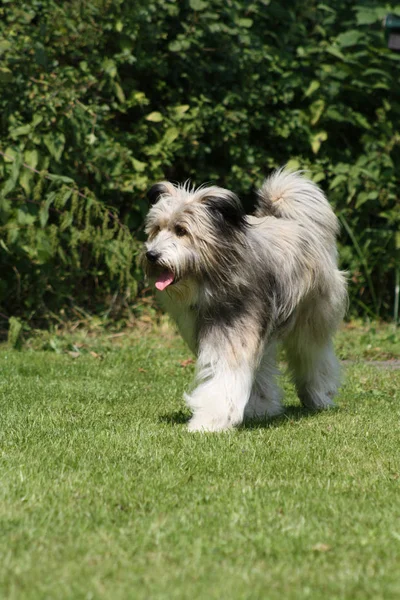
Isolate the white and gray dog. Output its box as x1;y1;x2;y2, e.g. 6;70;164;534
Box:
143;168;347;432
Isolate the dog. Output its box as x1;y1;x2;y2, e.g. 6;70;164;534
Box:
142;168;347;432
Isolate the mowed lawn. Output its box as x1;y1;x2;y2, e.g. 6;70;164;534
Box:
0;325;399;599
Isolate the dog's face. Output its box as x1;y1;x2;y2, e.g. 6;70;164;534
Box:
142;182;246;297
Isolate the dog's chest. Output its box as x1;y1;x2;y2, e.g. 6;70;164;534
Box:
157;291;198;354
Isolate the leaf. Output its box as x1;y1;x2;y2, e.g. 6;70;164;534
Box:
373;82;389;91
56;188;73;208
330;174;347;190
19;169;33;195
312;172;326;183
364;68;390;79
355;8;385;26
46;173;75;184
86;133;97;145
2;147;17;162
326;46;346;60
24;149;39;170
336;30;363;48
17;206;36;225
235;18;253;28
103;58;117;78
180;358;195;367
31;114;43;128
8;317;23;350
286;159;301;170
57;246;67;263
1;152;22;197
0;239;10;253
325;108;348;123
310;99;325;125
304;80;320;98
175;104;190;114
35;231;53;263
355;191;379;209
131;158;147;172
130;91;148;106
163;127;179;145
189;0;207;10
0;40;11;55
312;543;331;552
43;132;65;162
10;123;32;138
316;4;335;13
310;131;327;154
353;112;371;130
114;82;126;104
145;111;163;122
39;205;49;227
169;40;182;52
0;66;12;83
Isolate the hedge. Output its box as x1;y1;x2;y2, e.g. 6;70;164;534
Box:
0;0;399;324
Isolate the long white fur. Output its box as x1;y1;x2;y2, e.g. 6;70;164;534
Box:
143;168;348;432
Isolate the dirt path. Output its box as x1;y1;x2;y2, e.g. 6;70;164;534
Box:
342;360;400;369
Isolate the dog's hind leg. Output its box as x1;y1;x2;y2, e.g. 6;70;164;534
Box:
283;284;345;410
284;325;340;410
245;342;284;420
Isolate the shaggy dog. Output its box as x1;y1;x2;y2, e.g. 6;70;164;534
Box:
142;168;347;432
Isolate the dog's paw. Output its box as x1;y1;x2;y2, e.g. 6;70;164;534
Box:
299;390;336;410
187;414;234;433
245;394;284;419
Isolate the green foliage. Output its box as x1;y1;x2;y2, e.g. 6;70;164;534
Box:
0;0;399;321
0;164;139;318
7;316;23;349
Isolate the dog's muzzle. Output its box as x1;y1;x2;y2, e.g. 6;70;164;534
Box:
146;250;161;264
144;250;176;291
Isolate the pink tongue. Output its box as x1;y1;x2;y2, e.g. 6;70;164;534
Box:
155;271;175;291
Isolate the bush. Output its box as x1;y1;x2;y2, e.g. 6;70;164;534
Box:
0;0;399;323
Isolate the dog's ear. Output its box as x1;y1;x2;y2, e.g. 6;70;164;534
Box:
204;191;246;230
146;182;170;205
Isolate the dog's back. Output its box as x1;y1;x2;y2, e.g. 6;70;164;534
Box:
255;168;339;241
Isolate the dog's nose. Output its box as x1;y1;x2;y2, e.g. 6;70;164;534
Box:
146;250;160;264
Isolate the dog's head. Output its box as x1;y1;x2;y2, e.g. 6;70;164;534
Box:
142;181;247;296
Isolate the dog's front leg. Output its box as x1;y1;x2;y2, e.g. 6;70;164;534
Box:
185;323;262;432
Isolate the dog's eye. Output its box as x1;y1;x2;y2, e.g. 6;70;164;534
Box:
175;225;187;237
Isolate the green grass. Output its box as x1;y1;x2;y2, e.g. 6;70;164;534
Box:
1;326;399;599
335;321;400;361
19;317;400;361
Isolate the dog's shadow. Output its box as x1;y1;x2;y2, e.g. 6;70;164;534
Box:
159;406;327;430
241;406;323;429
159;410;191;426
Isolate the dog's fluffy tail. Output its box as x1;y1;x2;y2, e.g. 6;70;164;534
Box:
255;167;339;238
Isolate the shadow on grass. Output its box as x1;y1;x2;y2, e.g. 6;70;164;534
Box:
242;405;330;430
159;405;334;429
159;410;191;425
